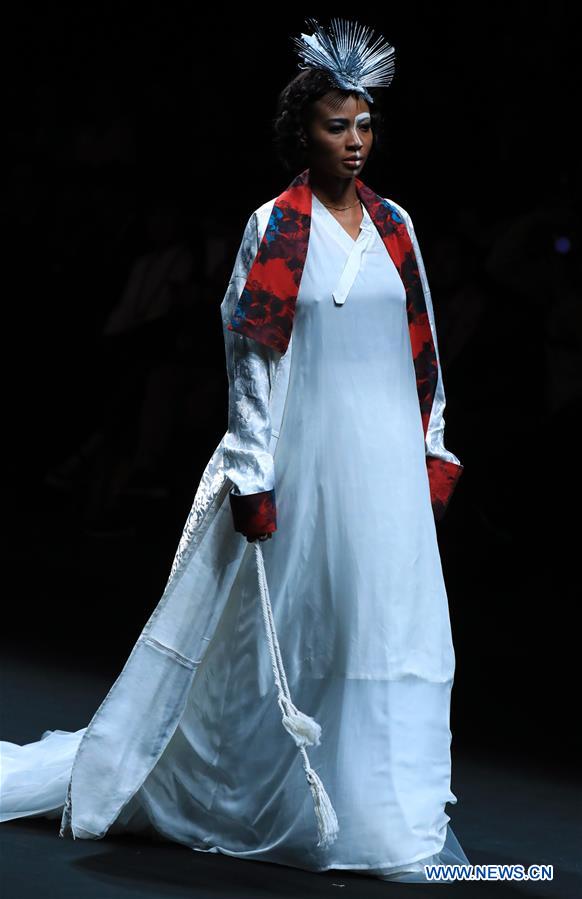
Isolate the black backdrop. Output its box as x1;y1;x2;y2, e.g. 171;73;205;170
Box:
4;2;580;773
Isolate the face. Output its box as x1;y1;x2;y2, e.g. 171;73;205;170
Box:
303;91;373;178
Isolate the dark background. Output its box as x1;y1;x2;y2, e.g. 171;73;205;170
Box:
4;1;580;775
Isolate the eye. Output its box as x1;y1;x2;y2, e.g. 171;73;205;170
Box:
329;123;372;133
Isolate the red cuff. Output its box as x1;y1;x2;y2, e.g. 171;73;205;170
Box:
426;457;464;521
229;488;277;537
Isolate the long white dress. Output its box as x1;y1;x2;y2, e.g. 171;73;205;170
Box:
0;194;470;882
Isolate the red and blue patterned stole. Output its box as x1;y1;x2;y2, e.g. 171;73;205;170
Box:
227;167;462;533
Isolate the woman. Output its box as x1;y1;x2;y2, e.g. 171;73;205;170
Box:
1;18;470;885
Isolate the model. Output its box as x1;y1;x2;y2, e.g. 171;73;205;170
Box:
0;17;470;884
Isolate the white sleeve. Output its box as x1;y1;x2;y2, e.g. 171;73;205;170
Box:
220;212;280;499
400;207;463;467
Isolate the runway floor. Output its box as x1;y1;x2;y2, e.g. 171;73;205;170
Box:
1;654;580;899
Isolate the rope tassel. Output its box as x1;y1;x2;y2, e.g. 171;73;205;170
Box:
253;542;340;848
305;761;340;848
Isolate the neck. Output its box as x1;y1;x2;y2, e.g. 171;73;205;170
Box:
308;168;359;207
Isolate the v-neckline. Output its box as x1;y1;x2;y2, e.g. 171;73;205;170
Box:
312;193;367;245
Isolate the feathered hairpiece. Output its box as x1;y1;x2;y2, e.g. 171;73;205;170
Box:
290;16;396;104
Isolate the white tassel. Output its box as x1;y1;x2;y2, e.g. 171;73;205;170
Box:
304;759;340;848
253;542;339;848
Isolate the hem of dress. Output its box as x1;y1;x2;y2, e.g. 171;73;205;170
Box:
189;834;448;875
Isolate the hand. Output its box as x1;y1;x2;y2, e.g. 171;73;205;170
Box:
246;532;273;543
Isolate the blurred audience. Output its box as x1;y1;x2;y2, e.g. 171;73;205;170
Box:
44;200;197;529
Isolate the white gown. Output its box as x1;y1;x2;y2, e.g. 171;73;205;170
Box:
0;194;470;882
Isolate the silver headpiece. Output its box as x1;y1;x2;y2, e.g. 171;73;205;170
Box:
291;17;396;104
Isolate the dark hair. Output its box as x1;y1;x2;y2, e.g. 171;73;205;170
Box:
272;68;387;174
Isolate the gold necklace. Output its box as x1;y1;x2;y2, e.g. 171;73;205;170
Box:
321;198;361;211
